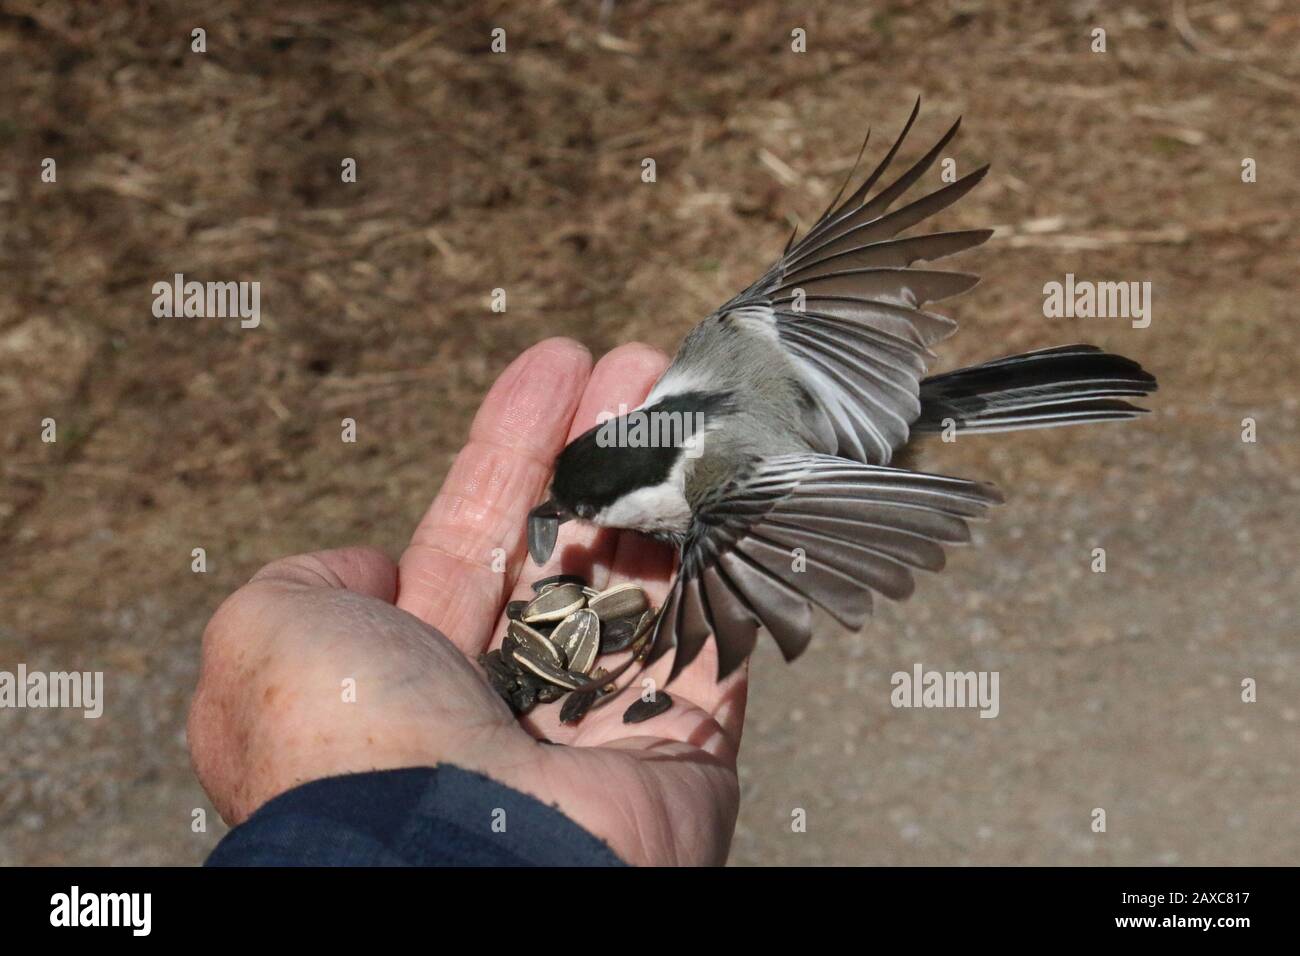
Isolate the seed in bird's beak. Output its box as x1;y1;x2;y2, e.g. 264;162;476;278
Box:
526;500;568;565
521;583;586;623
587;582;650;622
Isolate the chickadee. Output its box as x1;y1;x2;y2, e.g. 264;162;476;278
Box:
528;100;1157;683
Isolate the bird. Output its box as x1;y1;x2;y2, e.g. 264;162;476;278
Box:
526;100;1157;685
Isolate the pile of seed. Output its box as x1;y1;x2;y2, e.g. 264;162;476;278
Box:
478;574;674;725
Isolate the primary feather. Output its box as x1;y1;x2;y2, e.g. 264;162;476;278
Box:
539;101;1157;684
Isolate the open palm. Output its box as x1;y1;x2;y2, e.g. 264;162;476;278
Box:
188;339;749;866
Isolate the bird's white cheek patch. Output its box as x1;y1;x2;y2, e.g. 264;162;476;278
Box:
642;366;716;408
596;483;693;536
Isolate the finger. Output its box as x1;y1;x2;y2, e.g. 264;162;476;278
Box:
250;546;398;602
503;344;671;741
502;343;670;609
396;338;592;652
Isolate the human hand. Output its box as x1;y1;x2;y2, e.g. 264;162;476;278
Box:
187;339;749;866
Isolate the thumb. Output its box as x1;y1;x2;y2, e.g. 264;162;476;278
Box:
249;546;398;602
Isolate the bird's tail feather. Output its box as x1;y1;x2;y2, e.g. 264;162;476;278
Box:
913;345;1157;434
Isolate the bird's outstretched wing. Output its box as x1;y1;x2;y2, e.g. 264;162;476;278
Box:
646;454;1002;682
715;99;992;465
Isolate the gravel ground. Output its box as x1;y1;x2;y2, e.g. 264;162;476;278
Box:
1;0;1296;865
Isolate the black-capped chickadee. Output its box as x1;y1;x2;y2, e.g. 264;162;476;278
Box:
528;101;1157;683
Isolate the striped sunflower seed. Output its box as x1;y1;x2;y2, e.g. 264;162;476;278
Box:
587;583;649;623
522;583;587;624
508;620;563;668
559;608;600;675
549;608;592;667
511;638;586;690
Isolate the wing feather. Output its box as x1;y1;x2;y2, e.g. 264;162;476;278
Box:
651;454;1000;681
706;104;987;466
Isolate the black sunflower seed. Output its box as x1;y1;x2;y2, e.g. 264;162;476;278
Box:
536;683;565;704
506;600;529;621
599;616;639;653
479;650;519;703
560;690;597;724
500;632;520;668
622;691;673;724
510;682;538;715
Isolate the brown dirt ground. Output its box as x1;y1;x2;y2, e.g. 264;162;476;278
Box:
1;0;1297;865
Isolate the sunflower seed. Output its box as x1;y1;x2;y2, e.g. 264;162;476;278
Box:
587;583;649;622
599;616;638;653
622;690;673;724
527;504;563;566
519;670;551;698
508;620;563;668
479;648;511;679
633;607;657;636
562;609;600;675
560;690;597;724
500;631;519;668
510;681;538;715
602;607;656;653
549;609;589;666
506;600;529;621
522;583;587;623
632;608;659;659
512;639;585;690
536;683;565;704
531;574;586;594
479;650;519;703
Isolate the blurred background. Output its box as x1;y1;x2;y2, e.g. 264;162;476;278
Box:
1;0;1296;865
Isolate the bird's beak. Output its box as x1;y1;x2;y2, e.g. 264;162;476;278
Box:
527;499;569;565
